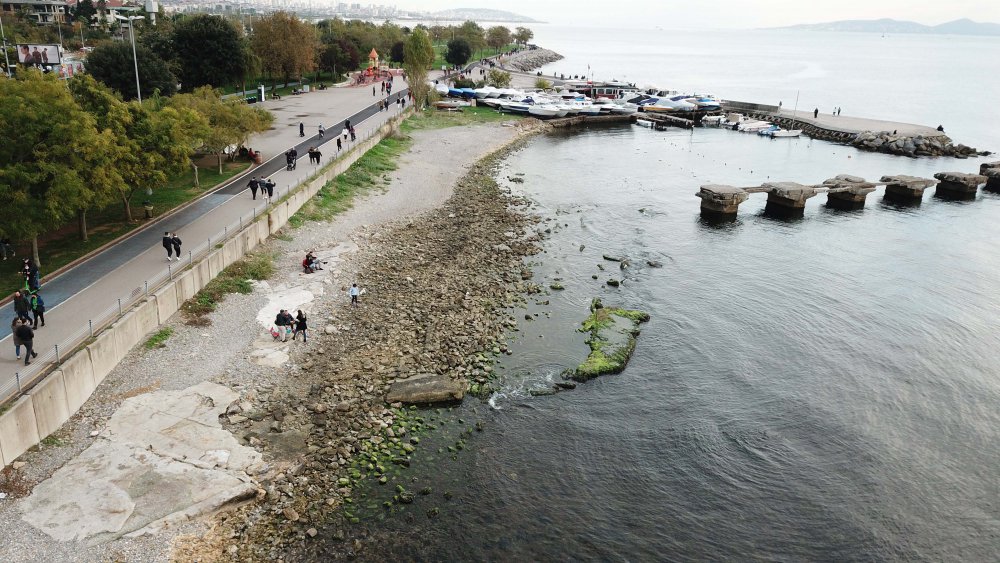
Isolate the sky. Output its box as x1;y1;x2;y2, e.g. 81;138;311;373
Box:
388;0;1000;29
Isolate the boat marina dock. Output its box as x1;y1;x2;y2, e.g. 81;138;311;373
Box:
698;168;997;219
722;101;946;139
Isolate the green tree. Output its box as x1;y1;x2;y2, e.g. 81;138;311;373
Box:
70;0;97;24
457;21;485;52
487;69;512;89
513;26;534;46
403;28;434;109
319;39;359;79
486;26;511;54
444;38;471;67
0;71;105;264
170;87;272;174
172;14;246;90
389;41;405;64
86;41;177;101
250;12;318;88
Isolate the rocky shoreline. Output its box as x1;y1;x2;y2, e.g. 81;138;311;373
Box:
188;123;550;561
503;48;564;72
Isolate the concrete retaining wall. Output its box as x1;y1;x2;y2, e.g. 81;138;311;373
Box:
0;113;408;467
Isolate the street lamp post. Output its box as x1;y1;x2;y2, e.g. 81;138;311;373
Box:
114;14;145;102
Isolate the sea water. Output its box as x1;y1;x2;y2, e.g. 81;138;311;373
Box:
325;29;1000;561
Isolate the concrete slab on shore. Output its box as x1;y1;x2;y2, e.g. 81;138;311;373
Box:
765;108;944;138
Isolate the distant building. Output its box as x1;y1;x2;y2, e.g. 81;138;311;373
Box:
1;0;68;24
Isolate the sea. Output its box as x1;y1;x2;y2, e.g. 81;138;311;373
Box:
322;26;1000;561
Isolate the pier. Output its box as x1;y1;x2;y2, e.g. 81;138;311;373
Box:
697;170;990;219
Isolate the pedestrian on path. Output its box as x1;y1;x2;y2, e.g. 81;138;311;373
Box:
171;233;182;261
813;108;818;118
163;232;175;261
299;122;305;137
29;290;44;329
336;137;342;152
372;86;376;96
13;290;30;321
15;321;37;365
0;237;13;261
265;178;275;202
349;283;360;307
319;124;325;138
349;126;356;142
11;318;23;360
248;176;259;200
292;310;308;342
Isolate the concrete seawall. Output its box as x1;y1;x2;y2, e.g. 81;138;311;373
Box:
0;112;411;468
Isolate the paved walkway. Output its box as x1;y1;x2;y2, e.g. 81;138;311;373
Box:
0;79;411;401
769;109;945;138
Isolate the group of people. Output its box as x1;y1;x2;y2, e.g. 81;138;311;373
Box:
307;147;323;165
272;309;308;342
161;232;183;261
12;288;45;365
246;176;276;202
20;258;40;291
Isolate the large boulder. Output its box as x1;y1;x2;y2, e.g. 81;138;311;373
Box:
385;373;467;405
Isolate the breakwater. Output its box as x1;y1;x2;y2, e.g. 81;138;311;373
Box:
721;101;987;158
503;48;564;72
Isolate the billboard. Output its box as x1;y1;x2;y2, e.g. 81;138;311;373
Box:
16;44;61;66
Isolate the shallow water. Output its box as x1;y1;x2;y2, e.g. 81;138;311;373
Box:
331;124;1000;561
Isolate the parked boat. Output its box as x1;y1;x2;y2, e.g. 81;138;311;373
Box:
758;125;802;138
473;86;496;99
642;97;697;113
434;100;471;110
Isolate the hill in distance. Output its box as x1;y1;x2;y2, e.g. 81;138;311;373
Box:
430;8;540;23
772;17;1000;36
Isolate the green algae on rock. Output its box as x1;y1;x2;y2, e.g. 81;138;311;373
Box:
569;298;650;381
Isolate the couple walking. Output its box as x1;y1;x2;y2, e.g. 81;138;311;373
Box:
162;232;183;261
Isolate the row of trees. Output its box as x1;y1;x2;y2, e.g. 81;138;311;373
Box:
0;71;271;264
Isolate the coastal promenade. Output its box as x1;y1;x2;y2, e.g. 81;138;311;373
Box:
722;100;946;138
0;79;409;404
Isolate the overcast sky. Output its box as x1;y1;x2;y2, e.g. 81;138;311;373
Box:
388;0;1000;28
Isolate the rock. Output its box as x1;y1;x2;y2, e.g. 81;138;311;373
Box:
283;507;300;521
385;373;467;405
571;304;650;381
528;388;557;396
555;382;577;390
602;254;623;262
324;325;337;335
307;528;318;538
398;491;415;504
606;279;620;287
549;282;565;290
646;260;663;268
11;461;26;470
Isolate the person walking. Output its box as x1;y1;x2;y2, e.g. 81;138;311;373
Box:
292;310;308;342
336;137;342;153
0;237;13;261
813;108;818;118
265;178;275;202
171;233;182;261
162;231;175;261
11;318;23;360
248;176;259;200
29;290;44;329
13;290;30;322
15;320;37;365
349;283;360;307
349;126;356;142
299;122;305;137
372;85;376;96
319;124;325;138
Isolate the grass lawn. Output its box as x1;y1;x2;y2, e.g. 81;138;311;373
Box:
432;43;516;70
1;160;250;297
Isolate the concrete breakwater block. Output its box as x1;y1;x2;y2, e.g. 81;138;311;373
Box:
385;373;467;405
933;171;987;199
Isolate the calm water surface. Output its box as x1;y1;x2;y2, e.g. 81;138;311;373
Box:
323;29;1000;562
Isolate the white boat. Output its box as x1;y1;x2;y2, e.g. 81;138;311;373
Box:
528;104;561;119
737;120;773;132
473;86;495;99
758;125;802;138
642;98;697;113
635;119;655;128
433;83;450;96
578;104;603;116
434;100;472;110
701;115;726;125
610;102;639;115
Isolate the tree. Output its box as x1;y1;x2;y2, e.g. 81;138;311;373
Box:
513;26;534;46
444;38;471;67
170;87;272;174
0;71;105;265
86;41;177;101
403;28;434;109
487;69;512;89
486;26;511;54
171;14;246;90
70;0;97;24
457;21;485;52
250;12;318;88
319;39;359;79
535;78;552;90
389;41;405;64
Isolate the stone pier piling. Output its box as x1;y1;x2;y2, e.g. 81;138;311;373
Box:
880;175;939;203
980;162;1000;192
763;182;817;217
823;174;877;210
697;184;749;218
933;172;987;200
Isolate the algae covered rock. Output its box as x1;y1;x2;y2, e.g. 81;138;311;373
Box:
569;298;650;381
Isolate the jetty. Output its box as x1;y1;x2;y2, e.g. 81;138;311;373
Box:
697;168;995;219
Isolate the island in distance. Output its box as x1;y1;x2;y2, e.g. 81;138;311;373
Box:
770;17;1000;36
429;7;541;23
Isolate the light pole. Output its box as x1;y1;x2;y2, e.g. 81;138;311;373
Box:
114;14;145;102
0;13;11;77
